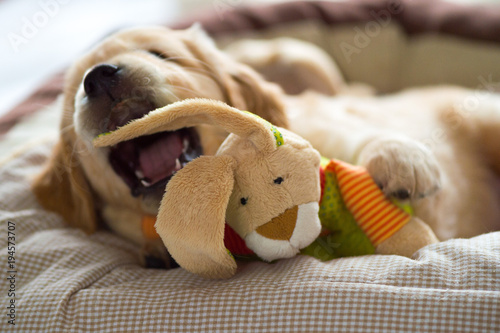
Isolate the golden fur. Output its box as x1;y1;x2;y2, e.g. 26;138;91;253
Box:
32;26;287;258
32;26;500;262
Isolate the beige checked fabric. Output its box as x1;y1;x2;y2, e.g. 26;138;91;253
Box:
0;143;499;333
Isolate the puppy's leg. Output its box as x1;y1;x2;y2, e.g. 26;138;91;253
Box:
141;240;178;269
102;206;176;268
357;137;442;200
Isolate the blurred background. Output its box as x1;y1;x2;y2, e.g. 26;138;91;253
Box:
1;0;500;117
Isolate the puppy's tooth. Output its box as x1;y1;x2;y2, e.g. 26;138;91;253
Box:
183;139;189;152
135;170;145;179
175;159;181;171
141;179;152;187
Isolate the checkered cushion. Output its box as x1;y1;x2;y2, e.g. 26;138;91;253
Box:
0;143;499;332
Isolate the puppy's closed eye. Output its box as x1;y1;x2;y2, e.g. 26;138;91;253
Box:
148;50;168;60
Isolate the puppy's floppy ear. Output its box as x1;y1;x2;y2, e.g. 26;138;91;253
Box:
186;25;288;128
156;155;237;279
32;139;97;234
224;61;289;129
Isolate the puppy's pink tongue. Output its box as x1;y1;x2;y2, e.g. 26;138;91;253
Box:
139;133;183;184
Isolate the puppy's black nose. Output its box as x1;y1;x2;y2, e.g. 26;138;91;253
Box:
83;64;120;98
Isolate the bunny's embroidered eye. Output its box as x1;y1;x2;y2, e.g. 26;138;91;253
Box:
274;177;284;185
240;197;248;205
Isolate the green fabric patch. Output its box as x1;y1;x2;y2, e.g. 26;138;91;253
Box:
241;110;284;148
95;131;112;139
301;165;374;260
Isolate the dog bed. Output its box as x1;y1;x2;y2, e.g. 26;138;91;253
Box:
1;1;499;332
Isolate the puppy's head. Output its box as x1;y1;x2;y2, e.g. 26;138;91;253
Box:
32;25;287;233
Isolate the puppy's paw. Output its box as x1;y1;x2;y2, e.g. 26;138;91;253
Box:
140;240;178;269
358;138;442;200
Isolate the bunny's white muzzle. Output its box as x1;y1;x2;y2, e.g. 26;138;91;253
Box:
244;202;321;262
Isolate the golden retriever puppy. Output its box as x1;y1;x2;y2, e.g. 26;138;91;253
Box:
32;26;500;266
32;26;287;266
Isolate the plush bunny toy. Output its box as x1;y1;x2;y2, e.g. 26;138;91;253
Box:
94;99;438;279
94;99;323;278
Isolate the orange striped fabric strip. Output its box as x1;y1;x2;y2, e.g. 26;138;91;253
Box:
327;159;411;246
142;215;161;240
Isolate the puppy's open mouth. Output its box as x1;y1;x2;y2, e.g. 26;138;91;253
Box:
105;99;202;197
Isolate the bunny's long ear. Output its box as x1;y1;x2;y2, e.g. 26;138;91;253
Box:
156;155;237;279
93;98;281;154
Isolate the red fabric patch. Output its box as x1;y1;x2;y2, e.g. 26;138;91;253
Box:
224;225;254;256
319;165;326;205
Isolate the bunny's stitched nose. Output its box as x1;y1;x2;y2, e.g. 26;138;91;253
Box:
256;206;298;240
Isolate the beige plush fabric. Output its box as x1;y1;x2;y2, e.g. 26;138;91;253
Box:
0;142;499;332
